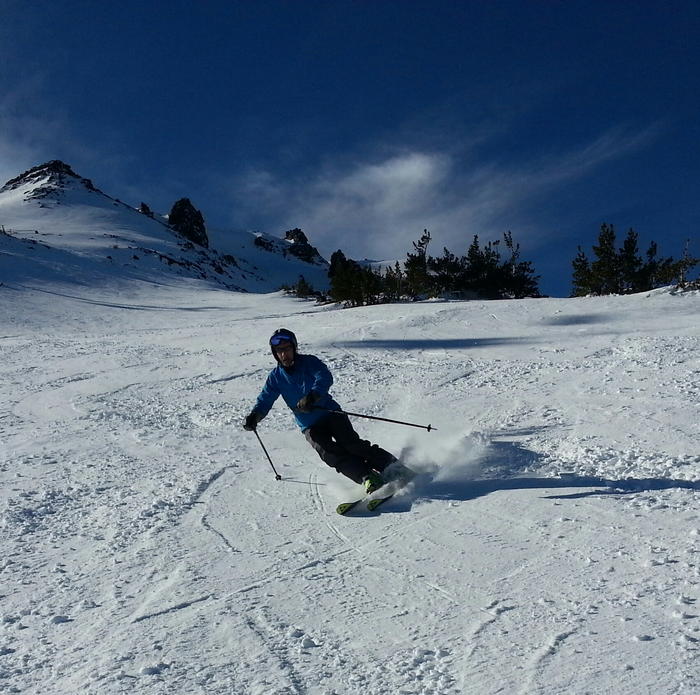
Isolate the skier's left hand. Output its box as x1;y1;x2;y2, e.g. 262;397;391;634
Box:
296;391;320;412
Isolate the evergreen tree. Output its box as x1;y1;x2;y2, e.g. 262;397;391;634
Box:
500;232;540;298
357;265;385;305
636;240;679;290
464;234;482;290
329;250;382;306
571;246;593;296
328;229;541;306
590;223;620;294
417;232;541;299
676;240;700;288
618;228;644;293
638;240;660;289
464;235;502;298
508;257;541;298
404;229;432;297
328;249;348;279
294;275;314;298
570;223;698;295
428;247;465;295
383;262;404;301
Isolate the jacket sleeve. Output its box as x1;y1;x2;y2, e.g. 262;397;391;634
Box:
254;371;281;417
310;356;334;396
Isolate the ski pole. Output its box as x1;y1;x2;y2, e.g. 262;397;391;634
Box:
253;429;282;480
317;407;436;432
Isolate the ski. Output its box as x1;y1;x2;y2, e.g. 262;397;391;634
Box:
335;464;417;515
334;493;396;515
336;499;364;515
366;493;395;511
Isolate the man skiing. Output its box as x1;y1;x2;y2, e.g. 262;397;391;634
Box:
243;328;397;493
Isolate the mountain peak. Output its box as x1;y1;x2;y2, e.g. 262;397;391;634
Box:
0;160;330;292
1;160;99;198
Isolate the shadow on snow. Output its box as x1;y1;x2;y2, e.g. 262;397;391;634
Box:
336;337;540;351
387;439;699;512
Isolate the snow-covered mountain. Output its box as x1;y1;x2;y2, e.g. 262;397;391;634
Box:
0;161;329;292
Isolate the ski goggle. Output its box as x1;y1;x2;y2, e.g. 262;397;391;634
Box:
270;334;294;346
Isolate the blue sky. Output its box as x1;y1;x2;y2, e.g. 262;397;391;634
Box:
2;0;699;296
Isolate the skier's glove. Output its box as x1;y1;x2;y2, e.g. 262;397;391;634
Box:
243;411;262;431
296;391;320;413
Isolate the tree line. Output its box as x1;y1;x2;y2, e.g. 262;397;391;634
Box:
288;223;698;305
299;229;541;306
572;223;698;296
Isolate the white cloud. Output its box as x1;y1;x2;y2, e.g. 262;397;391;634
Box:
226;125;657;261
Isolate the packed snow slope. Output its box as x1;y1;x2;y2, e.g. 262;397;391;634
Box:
1;281;699;694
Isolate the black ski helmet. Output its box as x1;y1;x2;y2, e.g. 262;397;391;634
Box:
269;328;298;362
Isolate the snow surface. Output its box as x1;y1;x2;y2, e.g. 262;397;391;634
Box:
1;277;699;694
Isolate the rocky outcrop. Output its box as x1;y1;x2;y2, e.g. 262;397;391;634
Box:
168;198;209;248
253;228;326;266
138;202;155;218
283;228;325;265
284;228;309;244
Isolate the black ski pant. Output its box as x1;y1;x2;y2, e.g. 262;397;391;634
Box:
304;412;396;484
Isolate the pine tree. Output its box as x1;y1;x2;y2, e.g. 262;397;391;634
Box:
571;246;593;296
294;275;314;298
499;231;541;298
428;247;464;295
637;240;679;289
358;265;385;305
329;250;360;304
404;229;432;297
570;223;698;295
463;235;484;293
465;236;502;298
590;223;620;294
328;250;383;306
328;249;348;279
676;239;700;288
618;228;644;293
383;262;404;301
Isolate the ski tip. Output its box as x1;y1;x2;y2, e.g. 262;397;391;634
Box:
336;501;359;515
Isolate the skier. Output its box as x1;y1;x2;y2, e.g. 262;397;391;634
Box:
243;328;397;492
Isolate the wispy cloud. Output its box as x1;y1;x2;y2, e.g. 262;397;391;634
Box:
224;125;658;261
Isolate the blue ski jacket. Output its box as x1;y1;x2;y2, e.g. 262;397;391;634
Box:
254;354;341;431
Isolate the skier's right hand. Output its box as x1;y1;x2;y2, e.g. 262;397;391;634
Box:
244;411;261;431
296;391;320;412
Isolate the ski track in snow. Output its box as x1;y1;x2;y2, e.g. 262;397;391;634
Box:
1;286;699;694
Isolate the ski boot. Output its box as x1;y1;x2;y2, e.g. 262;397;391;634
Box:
362;471;384;494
